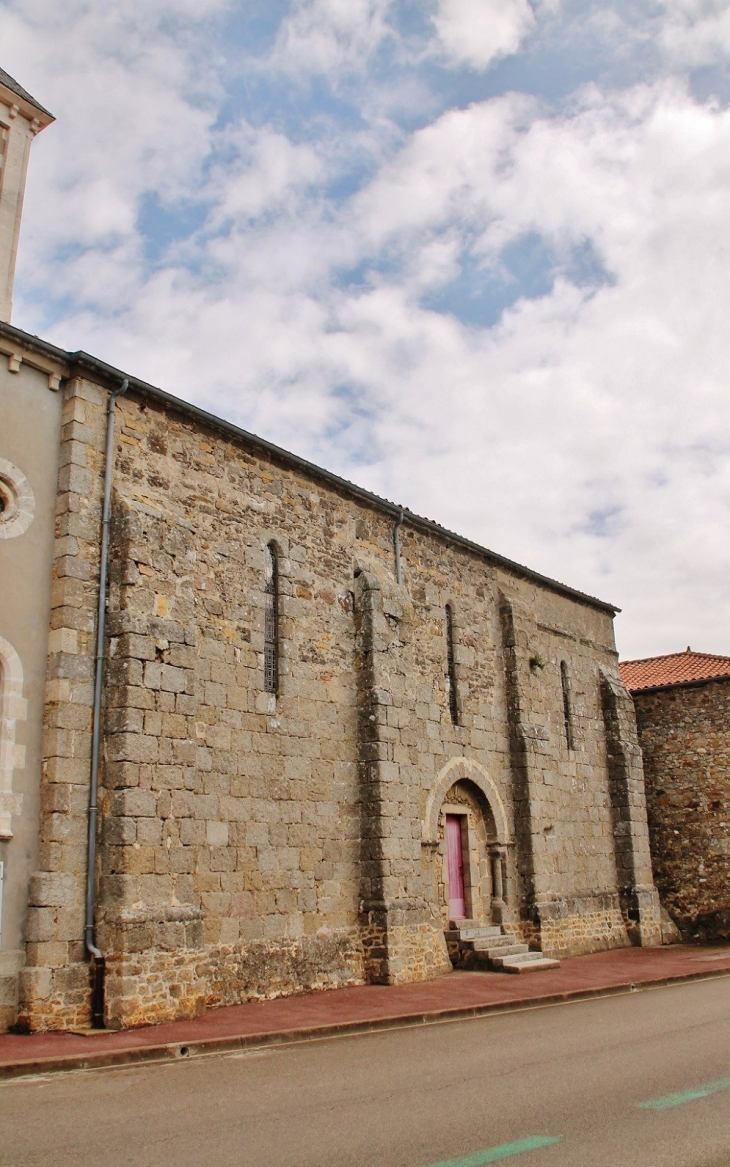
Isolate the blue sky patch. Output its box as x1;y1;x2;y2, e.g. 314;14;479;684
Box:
421;234;612;327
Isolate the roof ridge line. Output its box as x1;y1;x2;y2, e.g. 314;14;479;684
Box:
0;319;620;615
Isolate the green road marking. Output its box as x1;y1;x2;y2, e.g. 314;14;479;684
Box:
426;1135;562;1167
640;1075;730;1110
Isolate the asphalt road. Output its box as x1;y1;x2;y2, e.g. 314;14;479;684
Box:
3;976;730;1167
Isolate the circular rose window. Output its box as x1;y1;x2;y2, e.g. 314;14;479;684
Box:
0;458;35;538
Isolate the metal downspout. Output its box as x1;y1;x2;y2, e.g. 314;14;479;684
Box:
393;509;404;585
85;378;128;1028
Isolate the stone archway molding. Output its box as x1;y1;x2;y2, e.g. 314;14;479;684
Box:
0;636;26;840
424;756;510;845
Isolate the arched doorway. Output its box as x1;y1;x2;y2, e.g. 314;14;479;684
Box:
424;758;512;929
437;779;499;926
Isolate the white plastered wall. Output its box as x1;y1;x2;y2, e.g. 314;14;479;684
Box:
0;353;63;1023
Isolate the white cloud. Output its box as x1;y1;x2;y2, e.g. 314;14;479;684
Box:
210;128;325;223
4;1;730;661
431;0;536;69
658;0;730;65
1;0;226;319
268;0;394;77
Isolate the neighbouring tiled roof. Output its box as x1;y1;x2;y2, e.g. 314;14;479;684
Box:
0;67;53;118
620;649;730;692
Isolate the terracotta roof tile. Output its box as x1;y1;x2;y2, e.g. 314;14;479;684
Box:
619;649;730;692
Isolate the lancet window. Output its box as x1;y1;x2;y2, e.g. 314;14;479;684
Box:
264;543;279;693
446;604;459;725
561;660;574;750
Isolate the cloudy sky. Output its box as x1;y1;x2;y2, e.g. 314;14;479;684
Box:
2;0;730;659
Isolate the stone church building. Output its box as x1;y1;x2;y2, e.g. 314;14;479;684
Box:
0;67;661;1032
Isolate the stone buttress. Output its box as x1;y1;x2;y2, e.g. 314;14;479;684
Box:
354;569;451;984
18;377;108;1031
599;670;662;947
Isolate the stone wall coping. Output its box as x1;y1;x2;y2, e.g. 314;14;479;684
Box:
0;318;619;616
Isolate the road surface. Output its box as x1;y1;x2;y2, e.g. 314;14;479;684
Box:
3;975;730;1166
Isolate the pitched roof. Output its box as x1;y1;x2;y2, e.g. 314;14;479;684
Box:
620;649;730;692
0;317;621;616
0;67;53;118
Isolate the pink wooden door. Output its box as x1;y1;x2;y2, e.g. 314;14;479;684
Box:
446;815;466;920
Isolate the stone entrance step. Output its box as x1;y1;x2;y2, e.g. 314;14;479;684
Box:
446;921;560;974
498;956;561;974
489;950;560;972
445;925;501;944
475;943;530;959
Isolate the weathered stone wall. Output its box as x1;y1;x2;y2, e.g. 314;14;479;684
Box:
634;679;730;940
496;590;658;955
15;376;660;1030
97;483;367;1026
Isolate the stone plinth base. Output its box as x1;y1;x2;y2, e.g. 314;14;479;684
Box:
360;899;452;985
18;929;368;1032
531;888;662;959
532;893;630;960
107;928;366;1029
623;885;662;948
0;950;24;1032
17;962;92;1033
202;930;365;1009
104;949;206;1030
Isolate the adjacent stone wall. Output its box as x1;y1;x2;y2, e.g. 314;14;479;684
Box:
634;679;730;940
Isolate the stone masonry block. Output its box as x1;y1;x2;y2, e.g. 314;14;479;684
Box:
57;463;93;496
206;821;229;847
106;817;138;845
106;733;159;764
110;789;157;818
161;665;188;693
29;872;78;909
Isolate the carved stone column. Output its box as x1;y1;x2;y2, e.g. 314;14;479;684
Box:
489;845;506;924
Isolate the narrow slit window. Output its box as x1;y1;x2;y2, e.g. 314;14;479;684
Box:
561;660;574;750
264;543;279;693
446;604;459;725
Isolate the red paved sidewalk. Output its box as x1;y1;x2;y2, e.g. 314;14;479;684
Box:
1;944;729;1079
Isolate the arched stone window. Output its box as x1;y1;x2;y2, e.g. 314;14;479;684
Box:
445;604;459;725
561;660;574;751
264;543;279;693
